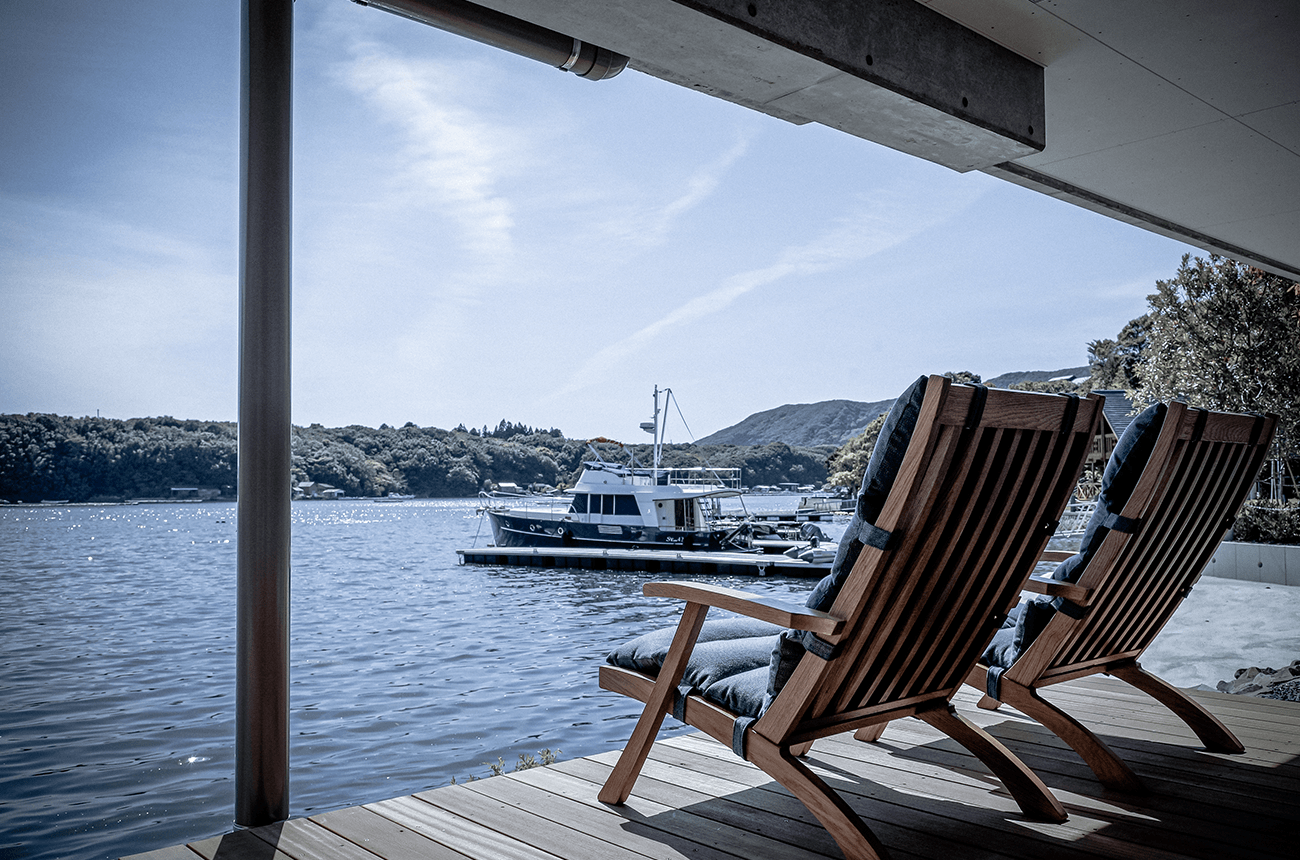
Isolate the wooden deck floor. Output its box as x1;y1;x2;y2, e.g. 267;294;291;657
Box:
123;677;1298;860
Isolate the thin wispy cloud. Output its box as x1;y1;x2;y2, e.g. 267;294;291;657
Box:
612;137;750;247
546;179;987;401
340;41;520;258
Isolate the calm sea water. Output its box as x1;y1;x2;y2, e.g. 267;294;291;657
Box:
0;498;836;860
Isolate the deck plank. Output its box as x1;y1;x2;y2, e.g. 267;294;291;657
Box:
312;804;476;860
116;848;205;860
244;819;389;860
442;763;820;860
860;714;1300;824
121;677;1299;860
658;731;1133;860
186;827;297;860
420;776;717;860
559;743;1081;860
366;793;559;860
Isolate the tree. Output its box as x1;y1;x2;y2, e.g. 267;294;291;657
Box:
1088;314;1151;390
825;414;886;490
1134;254;1300;491
824;372;979;491
1010;379;1091;395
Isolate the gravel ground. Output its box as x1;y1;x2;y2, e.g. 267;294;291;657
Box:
1261;677;1300;702
1139;577;1300;690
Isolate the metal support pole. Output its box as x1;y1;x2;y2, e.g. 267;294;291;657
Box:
236;0;292;828
354;0;627;80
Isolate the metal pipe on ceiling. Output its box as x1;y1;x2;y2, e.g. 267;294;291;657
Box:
353;0;629;80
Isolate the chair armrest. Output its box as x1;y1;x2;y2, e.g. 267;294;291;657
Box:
1024;576;1093;605
643;580;843;636
1039;550;1075;563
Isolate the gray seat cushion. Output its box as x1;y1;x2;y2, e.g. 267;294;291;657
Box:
605;617;781;718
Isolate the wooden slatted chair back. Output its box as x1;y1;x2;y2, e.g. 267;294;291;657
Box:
1018;403;1276;686
758;381;1102;744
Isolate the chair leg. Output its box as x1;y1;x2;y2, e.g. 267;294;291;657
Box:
790;740;814;757
598;603;709;805
1110;662;1245;754
746;735;893;860
919;704;1067;823
998;681;1145;793
977;695;1002;710
854;722;888;743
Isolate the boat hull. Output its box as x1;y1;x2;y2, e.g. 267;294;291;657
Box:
486;511;733;552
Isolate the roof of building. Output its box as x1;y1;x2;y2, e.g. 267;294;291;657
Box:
1092;389;1139;437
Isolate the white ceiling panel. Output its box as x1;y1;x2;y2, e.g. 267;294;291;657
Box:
476;0;1300;276
1043;119;1296;227
1037;0;1300;117
1021;50;1226;166
1239;101;1300;155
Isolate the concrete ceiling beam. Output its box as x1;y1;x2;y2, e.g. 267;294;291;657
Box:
473;0;1045;172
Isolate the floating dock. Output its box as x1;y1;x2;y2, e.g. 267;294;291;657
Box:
456;545;831;577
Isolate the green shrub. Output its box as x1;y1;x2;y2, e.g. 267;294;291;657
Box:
1232;499;1300;545
450;748;562;785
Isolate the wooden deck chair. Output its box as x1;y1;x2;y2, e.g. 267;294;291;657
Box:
967;400;1277;793
598;376;1102;860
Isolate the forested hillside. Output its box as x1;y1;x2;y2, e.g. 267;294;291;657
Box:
701;366;1091;446
0;414;830;503
697;398;895;447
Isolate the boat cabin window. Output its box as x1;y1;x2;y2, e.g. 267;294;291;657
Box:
571;493;639;517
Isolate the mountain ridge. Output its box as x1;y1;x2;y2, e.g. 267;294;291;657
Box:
699;366;1090;447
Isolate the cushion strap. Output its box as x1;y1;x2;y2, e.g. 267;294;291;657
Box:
1191;407;1209;442
986;665;1005;701
1101;512;1140;533
1247;413;1267;448
672;682;693;722
798;629;841;660
964;384;989;430
1056;599;1087;620
851;519;894;551
1045;393;1081;488
732;716;756;757
952;383;990;467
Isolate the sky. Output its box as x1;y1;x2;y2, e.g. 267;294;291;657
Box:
0;1;1200;442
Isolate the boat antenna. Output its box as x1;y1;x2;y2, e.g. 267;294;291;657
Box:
640;385;662;473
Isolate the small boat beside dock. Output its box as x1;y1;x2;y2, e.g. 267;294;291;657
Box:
745;495;854;522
